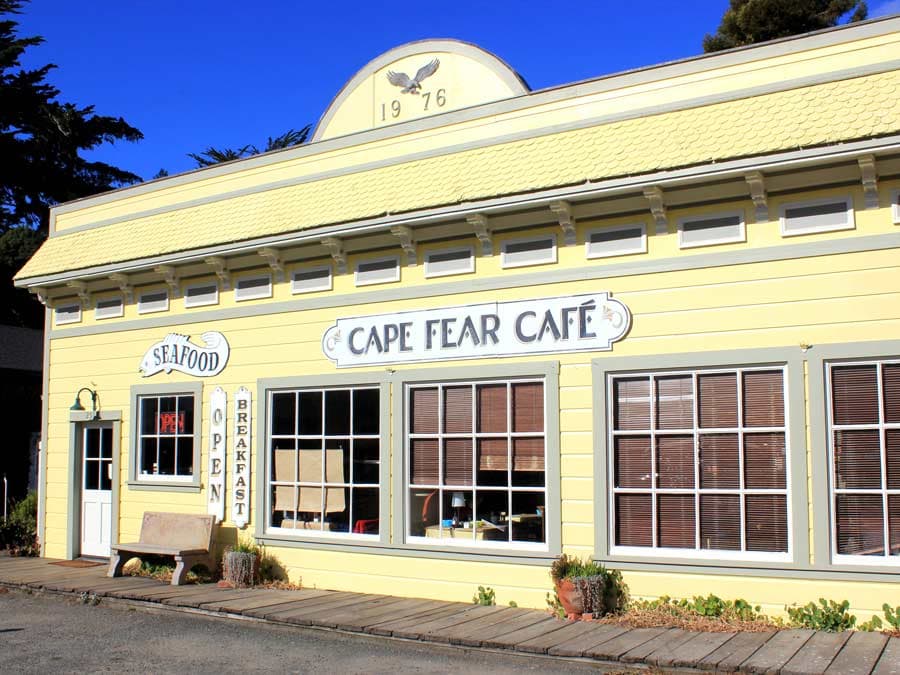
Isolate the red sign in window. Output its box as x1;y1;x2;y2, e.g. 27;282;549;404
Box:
158;412;185;434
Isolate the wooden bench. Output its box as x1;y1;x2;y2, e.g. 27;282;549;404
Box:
107;512;216;585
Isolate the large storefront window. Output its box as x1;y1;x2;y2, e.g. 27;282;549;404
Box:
609;367;789;559
137;393;195;481
406;379;547;548
828;360;900;562
268;387;380;536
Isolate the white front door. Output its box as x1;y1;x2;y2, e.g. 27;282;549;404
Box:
80;425;113;557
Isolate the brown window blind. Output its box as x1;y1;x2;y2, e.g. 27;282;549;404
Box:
411;439;438;484
478;438;508;471
477;384;507;433
444;439;472;485
616;494;652;547
611;367;789;555
656;375;693;429
829;359;900;560
513;437;544;472
614;377;650;430
512;382;543;432
743;370;785;427
411;388;438;433
443;386;472;434
698;373;737;428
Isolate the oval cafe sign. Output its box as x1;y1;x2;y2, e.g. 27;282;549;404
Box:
322;292;630;367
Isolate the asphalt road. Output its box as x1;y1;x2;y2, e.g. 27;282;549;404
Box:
0;588;624;674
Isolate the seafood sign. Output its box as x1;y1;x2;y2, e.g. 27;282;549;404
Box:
322;292;630;367
139;332;230;377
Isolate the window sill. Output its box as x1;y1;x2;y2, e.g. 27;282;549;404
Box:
126;481;201;493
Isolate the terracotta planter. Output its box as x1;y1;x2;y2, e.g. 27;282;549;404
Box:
554;579;584;618
222;551;259;587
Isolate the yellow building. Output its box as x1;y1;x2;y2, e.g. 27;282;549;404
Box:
14;18;900;617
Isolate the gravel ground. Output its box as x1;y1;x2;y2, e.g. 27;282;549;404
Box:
0;588;623;674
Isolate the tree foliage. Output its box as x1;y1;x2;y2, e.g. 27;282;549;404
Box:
188;126;311;167
1;0;143;327
703;0;868;52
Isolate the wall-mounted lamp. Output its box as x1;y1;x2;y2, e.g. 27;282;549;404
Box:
70;387;98;418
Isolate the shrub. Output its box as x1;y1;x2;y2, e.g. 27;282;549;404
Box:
472;585;496;606
787;599;856;632
883;604;900;631
0;491;38;556
548;554;628;617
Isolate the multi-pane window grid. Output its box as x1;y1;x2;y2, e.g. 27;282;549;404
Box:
268;387;380;536
828;360;900;562
407;379;547;547
609;367;789;557
138;395;194;480
84;427;113;491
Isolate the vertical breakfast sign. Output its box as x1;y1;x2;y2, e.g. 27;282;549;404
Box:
232;388;251;528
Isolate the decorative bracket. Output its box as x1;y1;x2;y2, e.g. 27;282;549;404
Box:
202;257;230;291
744;171;769;222
466;214;493;256
66;280;91;309
390;225;417;266
858;155;878;209
642;186;667;234
321;237;347;274
154;265;183;297
29;287;50;306
258;248;285;282
549;201;576;245
109;273;134;303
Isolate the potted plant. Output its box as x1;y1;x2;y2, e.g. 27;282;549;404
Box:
549;554;626;620
221;537;260;588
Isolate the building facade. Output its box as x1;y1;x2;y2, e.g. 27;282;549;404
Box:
15;18;900;615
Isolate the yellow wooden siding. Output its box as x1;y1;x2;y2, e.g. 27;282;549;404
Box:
18;71;900;280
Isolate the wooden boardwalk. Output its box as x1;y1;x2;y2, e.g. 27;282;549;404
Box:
1;556;898;673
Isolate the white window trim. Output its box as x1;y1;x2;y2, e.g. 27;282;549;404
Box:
607;365;793;563
94;296;124;320
291;265;332;294
677;211;746;249
585;223;647;260
265;385;382;540
137;289;169;315
184;282;219;308
234;274;272;301
55;303;82;325
355;255;400;287
500;234;557;269
825;359;900;567
424;245;475;279
891;189;900;225
404;377;550;553
779;195;855;237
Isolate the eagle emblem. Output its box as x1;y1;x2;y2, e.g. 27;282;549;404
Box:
386;58;440;94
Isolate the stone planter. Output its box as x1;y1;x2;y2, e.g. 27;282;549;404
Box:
555;579;584;618
222;551;259;588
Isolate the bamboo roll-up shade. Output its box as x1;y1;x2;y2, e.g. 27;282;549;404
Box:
698;373;737;428
273;486;296;512
273;448;296;511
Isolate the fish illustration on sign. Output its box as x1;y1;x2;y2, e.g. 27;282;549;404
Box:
386;58;439;94
139;331;230;377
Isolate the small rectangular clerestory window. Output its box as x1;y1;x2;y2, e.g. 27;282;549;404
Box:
95;296;124;320
424;246;475;278
678;212;745;249
585;224;647;259
184;282;219;308
234;274;272;301
55;303;82;325
781;197;854;237
501;235;557;269
137;290;169;314
291;265;332;294
355;256;400;286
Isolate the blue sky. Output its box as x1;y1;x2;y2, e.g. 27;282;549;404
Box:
15;0;900;181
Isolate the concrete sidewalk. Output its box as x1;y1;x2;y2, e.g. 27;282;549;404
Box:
1;556;897;673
